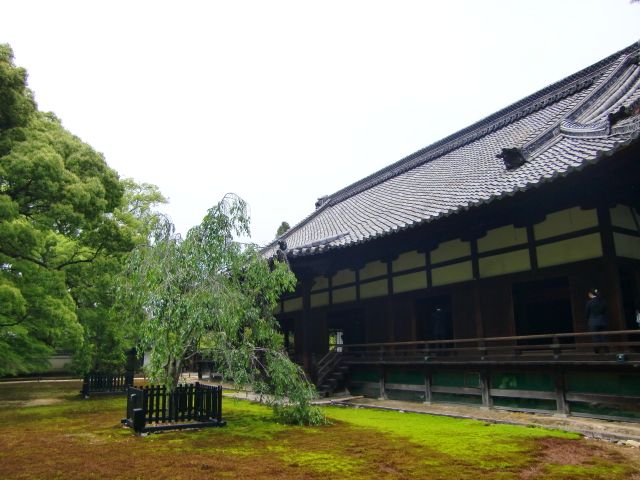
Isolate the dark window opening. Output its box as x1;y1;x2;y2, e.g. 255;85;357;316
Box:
620;269;640;330
327;309;366;351
512;277;574;345
415;294;453;342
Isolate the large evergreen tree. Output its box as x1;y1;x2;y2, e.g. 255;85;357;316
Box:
0;44;166;375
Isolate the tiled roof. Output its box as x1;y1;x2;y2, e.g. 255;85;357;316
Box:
264;42;640;258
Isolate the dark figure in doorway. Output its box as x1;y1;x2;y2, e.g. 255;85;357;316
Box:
431;308;448;356
585;288;608;352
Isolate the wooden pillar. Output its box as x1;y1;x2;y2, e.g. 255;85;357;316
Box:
387;296;395;344
423;367;432;405
605;262;626;331
302;277;315;376
425;249;433;288
526;224;538;271
480;366;492;410
473;281;484;338
470;239;480;280
597;206;616;260
378;366;387;400
386;260;394;296
554;367;569;417
597;206;626;331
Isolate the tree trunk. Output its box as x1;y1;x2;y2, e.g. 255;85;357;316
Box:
167;356;184;391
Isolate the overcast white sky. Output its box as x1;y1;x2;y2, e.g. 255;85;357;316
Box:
2;1;640;245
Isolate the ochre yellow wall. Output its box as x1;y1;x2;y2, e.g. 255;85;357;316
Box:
537;233;602;268
393;271;428;293
477;224;528;253
333;286;357;304
534;207;598;240
610;205;639;231
430;239;471;264
311;292;330;308
311;276;329;291
360;279;388;299
333;269;356;286
479;249;530;278
392;251;426;272
284;297;303;313
432;261;473;286
614;232;640;260
360;260;387;280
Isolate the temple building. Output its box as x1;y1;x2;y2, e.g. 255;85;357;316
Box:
264;41;640;420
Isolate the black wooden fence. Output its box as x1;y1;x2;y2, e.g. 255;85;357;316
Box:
121;382;226;434
81;372;134;397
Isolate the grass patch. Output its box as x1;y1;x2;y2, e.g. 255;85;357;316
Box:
0;381;638;479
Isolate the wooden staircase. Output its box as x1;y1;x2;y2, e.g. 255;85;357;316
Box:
315;351;348;398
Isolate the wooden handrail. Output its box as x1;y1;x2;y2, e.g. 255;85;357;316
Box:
337;329;640;350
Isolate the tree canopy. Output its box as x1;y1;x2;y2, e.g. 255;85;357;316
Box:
117;194;324;425
276;221;290;238
0;44;167;375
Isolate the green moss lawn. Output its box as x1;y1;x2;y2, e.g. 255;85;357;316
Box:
0;381;638;479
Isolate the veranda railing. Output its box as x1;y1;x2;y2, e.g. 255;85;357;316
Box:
334;329;640;362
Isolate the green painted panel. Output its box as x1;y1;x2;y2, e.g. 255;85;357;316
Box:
387;389;425;402
569;401;640;420
566;373;640;396
387;370;424;385
349;386;380;398
466;373;480;388
432;371;466;388
491;372;554;392
493;397;556;412
432;392;482;405
350;370;380;383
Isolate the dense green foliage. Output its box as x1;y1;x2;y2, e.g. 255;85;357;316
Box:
118;194;324;425
275;221;290;238
0;44;167;375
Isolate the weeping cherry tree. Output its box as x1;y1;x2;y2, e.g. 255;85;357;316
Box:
117;194;325;425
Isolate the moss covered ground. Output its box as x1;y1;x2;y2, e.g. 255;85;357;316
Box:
0;381;639;479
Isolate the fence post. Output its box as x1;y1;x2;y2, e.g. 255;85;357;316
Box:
128;392;136;421
195;383;203;421
82;373;90;398
133;408;145;433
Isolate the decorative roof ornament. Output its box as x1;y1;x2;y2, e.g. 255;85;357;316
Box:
496;147;527;170
275;241;288;262
315;195;329;209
